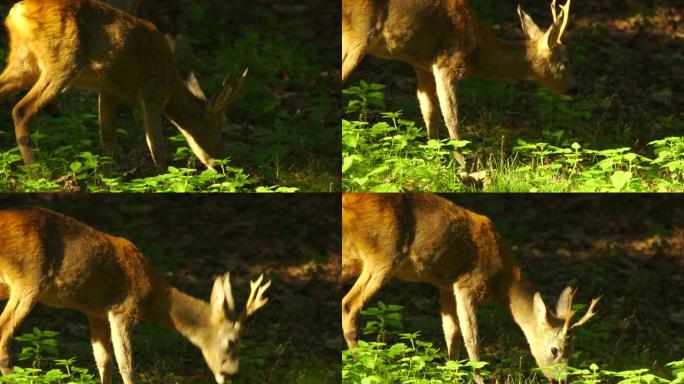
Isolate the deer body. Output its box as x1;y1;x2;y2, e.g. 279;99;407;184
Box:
0;207;269;384
342;0;576;142
342;193;599;380
0;0;245;174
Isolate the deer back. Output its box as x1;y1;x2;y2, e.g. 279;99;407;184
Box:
0;207;160;317
342;193;514;296
8;0;177;102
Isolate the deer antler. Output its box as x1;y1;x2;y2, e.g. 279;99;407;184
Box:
550;0;558;22
570;296;601;331
557;0;571;44
561;290;601;334
212;68;249;112
240;273;271;321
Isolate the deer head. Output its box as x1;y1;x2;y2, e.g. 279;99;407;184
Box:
200;272;270;384
517;0;577;97
527;287;600;380
172;69;248;169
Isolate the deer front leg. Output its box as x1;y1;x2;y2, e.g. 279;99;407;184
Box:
88;316;114;384
138;98;167;173
108;312;135;384
415;67;441;140
433;64;466;166
439;288;461;360
342;263;393;348
98;93;121;177
0;291;39;375
454;284;483;384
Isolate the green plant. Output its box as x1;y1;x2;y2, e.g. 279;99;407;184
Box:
15;328;59;368
361;301;404;342
0;328;98;384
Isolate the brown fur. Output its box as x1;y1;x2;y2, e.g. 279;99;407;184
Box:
342;0;576;142
342;193;599;380
0;207;269;384
0;0;245;174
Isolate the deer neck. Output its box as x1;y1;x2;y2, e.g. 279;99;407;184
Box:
146;286;213;348
506;266;539;341
473;33;534;82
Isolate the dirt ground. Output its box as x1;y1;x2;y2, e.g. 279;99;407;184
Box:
0;194;341;383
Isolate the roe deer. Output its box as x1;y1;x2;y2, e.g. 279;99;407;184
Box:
0;207;270;384
342;193;599;380
342;0;577;145
0;0;247;174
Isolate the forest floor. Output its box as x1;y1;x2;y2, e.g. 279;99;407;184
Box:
342;0;683;192
343;194;684;382
0;194;341;383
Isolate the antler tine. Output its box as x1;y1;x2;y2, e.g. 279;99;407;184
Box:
570;296;601;330
241;273;271;320
557;0;571;44
215;68;249;111
561;288;577;334
550;0;558;22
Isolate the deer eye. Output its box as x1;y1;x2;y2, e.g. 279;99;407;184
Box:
551;347;559;358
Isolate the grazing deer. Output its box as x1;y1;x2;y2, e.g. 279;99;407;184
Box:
342;0;577;145
342;193;599;380
0;207;270;384
0;0;247;174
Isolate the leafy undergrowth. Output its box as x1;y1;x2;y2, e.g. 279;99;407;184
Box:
342;1;683;192
343;303;684;384
0;0;340;192
342;82;683;192
2;327;333;384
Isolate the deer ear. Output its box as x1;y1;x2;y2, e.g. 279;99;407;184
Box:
222;272;236;317
533;292;551;326
517;5;543;41
555;286;574;319
210;276;227;320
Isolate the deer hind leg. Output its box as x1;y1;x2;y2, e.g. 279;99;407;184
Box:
341;35;368;82
108;311;135;384
0;47;39;101
415;67;441;140
439;288;461;360
88;316;114;384
138;98;167;173
342;262;394;348
0;289;39;375
99;93;121;177
341;8;373;83
11;70;77;165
